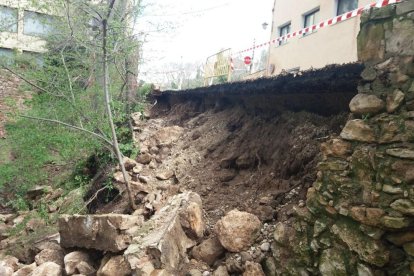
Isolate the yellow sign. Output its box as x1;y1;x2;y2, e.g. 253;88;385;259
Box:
203;48;231;85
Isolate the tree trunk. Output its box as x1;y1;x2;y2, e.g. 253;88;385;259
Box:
102;18;137;211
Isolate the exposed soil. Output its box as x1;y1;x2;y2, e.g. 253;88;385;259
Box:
130;100;348;227
88;65;360;229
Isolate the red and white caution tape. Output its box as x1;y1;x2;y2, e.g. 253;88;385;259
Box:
234;0;403;56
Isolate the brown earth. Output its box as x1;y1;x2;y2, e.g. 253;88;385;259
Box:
94;97;349;230
150;101;347;225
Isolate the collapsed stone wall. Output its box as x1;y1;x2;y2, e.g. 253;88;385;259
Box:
269;2;414;275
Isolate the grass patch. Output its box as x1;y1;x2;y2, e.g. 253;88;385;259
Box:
0;92;101;210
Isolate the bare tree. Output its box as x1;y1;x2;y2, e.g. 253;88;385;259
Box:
1;0;143;211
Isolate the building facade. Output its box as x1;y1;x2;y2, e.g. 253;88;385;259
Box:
0;0;55;58
267;0;372;75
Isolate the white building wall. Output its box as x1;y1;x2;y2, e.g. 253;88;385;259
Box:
267;0;372;75
0;0;56;53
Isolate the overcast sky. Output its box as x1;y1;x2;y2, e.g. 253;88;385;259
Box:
137;0;274;82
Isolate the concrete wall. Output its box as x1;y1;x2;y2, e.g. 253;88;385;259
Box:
268;0;372;75
0;0;56;53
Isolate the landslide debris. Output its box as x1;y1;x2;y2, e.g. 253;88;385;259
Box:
0;95;347;275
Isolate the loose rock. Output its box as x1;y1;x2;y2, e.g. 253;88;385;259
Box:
154;126;183;147
191;237;225;266
213;266;229;276
242;261;265;276
97;255;131;276
156;170;175;180
64;251;94;275
31;262;62;276
125;192;201;274
214;210;261;252
59;214;144;252
12;262;37;276
179;193;205;239
136;153;152;165
35;249;64;267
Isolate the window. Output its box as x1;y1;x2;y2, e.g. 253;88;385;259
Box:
337;0;358;15
0;6;18;33
23;11;55;37
0;47;14;65
303;9;319;36
278;23;291;45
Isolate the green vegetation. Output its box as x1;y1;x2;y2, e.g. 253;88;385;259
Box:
0;94;100;207
0;0;145;214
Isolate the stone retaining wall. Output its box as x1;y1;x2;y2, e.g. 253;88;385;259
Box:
267;2;414;275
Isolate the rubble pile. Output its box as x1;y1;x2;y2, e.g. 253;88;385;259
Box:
0;2;413;276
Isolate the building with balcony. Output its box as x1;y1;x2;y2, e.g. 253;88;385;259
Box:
0;0;56;59
267;0;372;75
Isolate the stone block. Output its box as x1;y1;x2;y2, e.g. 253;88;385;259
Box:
319;248;347;276
124;192;203;274
349;94;384;115
386;148;414;160
358;23;385;62
340;120;376;143
386;19;414;56
331;220;390;267
370;5;395;20
59;214;144;252
396;1;414;15
386;89;405;113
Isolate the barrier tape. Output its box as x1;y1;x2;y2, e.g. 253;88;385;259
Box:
233;0;403;56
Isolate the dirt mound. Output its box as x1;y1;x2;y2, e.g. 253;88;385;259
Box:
137;101;348;225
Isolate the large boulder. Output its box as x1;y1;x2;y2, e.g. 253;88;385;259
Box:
59;214;144;252
214;210;261;252
97;255;131;276
30;262;62;276
125;192;203;275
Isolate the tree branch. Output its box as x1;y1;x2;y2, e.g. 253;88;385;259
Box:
1;65;49;94
20;115;113;147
